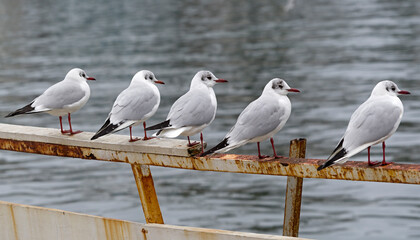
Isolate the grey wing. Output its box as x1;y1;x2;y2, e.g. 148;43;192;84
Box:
227;97;285;142
34;81;85;109
167;90;215;127
344;100;402;149
110;86;158;121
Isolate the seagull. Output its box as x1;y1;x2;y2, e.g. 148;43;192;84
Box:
91;70;164;142
145;70;227;153
317;80;410;171
202;78;300;158
6;68;95;135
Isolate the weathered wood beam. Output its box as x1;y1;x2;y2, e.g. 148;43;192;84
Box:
1;123;420;184
0;201;311;240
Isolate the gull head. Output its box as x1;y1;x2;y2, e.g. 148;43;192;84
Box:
191;70;228;88
132;70;164;85
372;80;410;97
66;68;95;82
265;78;300;96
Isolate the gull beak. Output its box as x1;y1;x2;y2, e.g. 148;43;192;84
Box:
215;79;228;83
86;77;96;81
398;90;410;95
287;88;300;92
154;80;165;84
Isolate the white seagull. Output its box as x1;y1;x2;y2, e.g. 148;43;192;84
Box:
317;80;410;171
202;78;300;158
6;68;95;135
91;70;164;142
145;70;227;153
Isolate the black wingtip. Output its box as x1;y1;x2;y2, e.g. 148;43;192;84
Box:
5;102;35;118
317;148;347;171
91;119;120;140
201;138;229;157
145;120;171;131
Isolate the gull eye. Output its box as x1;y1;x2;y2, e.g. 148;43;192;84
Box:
149;75;153;80
391;86;396;91
207;76;212;80
81;72;86;78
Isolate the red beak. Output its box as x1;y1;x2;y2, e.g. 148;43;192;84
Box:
154;80;165;84
86;77;96;81
287;88;300;92
215;79;228;83
398;90;410;95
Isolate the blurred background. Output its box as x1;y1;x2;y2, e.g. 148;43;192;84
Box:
0;0;420;239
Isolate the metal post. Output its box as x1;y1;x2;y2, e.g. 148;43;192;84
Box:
283;138;306;237
131;164;164;224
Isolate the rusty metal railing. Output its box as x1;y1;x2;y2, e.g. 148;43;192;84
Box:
1;123;419;238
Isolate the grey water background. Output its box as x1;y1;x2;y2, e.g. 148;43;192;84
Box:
0;0;420;239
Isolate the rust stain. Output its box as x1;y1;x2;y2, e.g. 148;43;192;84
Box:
102;218;127;240
9;205;19;240
141;228;148;240
1;138;420;184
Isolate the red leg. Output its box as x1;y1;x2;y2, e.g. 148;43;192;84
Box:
142;122;155;141
367;146;379;166
257;142;268;159
270;137;282;158
200;132;204;154
381;142;393;166
187;136;199;147
61;113;82;135
129;126;140;142
59;116;66;134
68;113;82;135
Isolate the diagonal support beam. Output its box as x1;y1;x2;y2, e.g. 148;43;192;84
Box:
131;164;164;224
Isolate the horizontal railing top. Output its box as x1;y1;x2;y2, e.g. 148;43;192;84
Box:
1;123;419;185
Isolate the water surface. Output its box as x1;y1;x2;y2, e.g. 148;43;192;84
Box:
1;0;420;239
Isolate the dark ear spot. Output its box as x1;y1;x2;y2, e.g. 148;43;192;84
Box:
272;80;283;89
272;81;277;89
386;87;389;91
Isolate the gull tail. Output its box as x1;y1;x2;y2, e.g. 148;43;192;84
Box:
154;127;185;138
91;118;122;140
317;138;348;171
201;138;229;157
145;120;170;131
5;101;36;117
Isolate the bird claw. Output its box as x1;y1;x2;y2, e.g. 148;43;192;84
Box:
368;161;381;166
61;130;83;135
273;155;285;159
187;141;200;147
258;155;270;159
129;137;141;142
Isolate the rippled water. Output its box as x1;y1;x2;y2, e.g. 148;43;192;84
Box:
1;0;420;239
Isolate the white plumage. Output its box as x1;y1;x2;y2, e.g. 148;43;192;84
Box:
146;70;227;153
91;70;163;142
202;78;300;158
318;80;410;170
6;68;95;135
